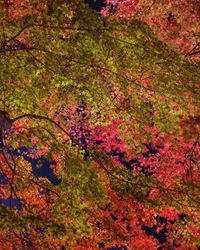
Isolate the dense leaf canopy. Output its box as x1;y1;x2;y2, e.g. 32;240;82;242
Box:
0;0;199;249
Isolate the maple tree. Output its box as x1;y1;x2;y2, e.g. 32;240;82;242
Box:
0;0;199;249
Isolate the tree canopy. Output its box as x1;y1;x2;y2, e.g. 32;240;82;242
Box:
0;0;199;249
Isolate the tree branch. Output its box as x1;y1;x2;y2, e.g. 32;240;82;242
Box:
30;179;60;198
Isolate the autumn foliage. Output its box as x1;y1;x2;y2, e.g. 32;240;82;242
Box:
0;0;199;249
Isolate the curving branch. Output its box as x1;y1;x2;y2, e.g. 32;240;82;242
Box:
12;113;74;142
30;179;60;198
2;24;33;45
